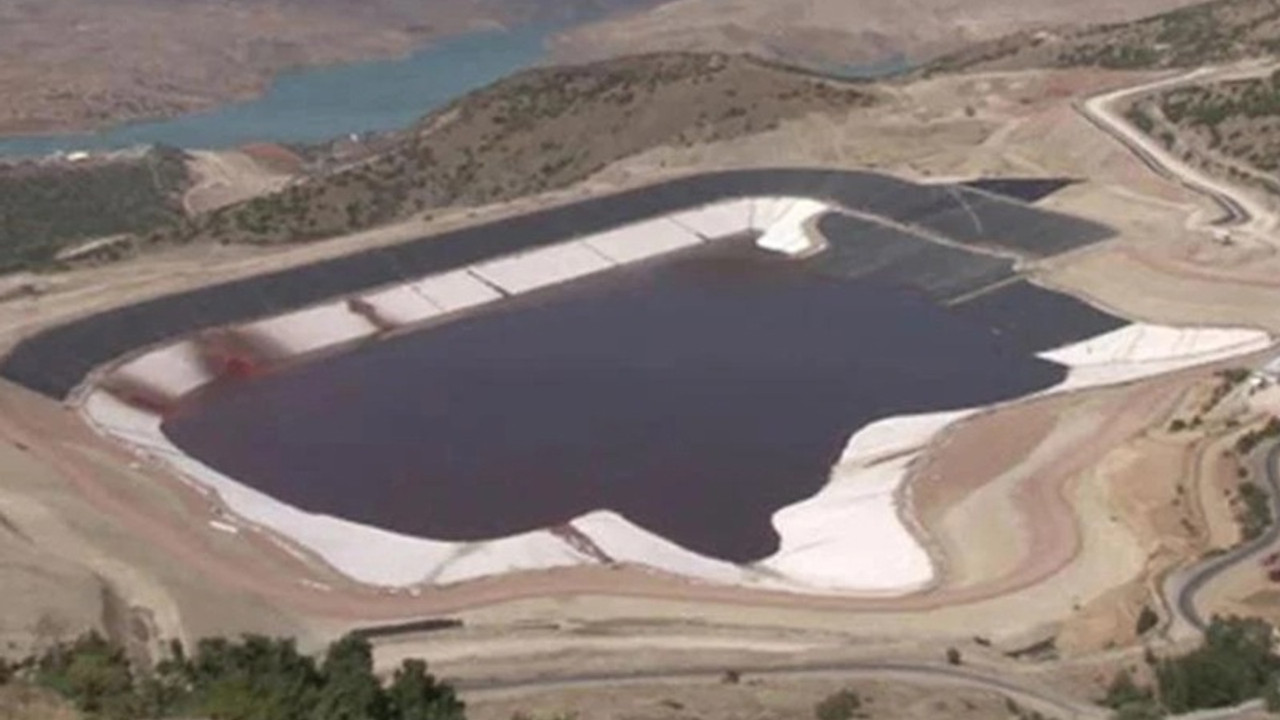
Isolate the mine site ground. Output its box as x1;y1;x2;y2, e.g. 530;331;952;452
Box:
8;60;1280;719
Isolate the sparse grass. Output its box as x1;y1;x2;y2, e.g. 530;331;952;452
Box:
1146;73;1280;174
924;0;1280;74
0;683;82;720
151;53;875;248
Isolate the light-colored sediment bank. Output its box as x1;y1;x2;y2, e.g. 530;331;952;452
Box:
78;195;1273;597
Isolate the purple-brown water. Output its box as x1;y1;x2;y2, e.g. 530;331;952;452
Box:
163;247;1067;562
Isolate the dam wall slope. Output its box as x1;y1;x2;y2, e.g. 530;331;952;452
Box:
1;169;1113;401
2;169;1184;597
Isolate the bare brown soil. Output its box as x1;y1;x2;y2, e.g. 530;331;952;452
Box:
923;0;1280;75
0;65;1275;684
160;53;875;248
467;677;1036;720
0;0;659;137
548;0;1205;69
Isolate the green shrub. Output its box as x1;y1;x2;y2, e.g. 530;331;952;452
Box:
1136;606;1160;636
814;689;863;720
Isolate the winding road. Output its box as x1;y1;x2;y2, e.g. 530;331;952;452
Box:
1077;65;1278;237
1076;66;1280;633
448;69;1280;719
1171;439;1280;631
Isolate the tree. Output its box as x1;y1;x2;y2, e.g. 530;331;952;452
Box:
814;689;862;720
1265;673;1280;713
945;648;962;666
35;632;138;720
1135;606;1160;637
387;659;465;720
1102;670;1151;709
314;636;386;720
187;635;322;720
1156;616;1280;713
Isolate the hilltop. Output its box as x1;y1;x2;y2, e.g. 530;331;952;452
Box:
548;0;1205;69
147;53;875;248
925;0;1280;74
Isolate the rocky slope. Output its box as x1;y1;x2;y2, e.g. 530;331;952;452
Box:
1126;72;1280;195
924;0;1280;75
150;53;875;248
548;0;1208;70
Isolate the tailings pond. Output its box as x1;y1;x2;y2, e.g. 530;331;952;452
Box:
162;243;1085;562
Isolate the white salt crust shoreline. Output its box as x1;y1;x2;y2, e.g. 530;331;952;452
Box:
78;196;1275;595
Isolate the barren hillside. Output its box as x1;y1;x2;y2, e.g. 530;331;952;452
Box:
150;53;875;248
925;0;1280;74
548;0;1208;69
0;0;663;136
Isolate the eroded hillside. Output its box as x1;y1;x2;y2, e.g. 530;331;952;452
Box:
548;0;1206;69
925;0;1280;74
150;53;875;248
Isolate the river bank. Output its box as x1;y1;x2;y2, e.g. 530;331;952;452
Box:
0;22;555;158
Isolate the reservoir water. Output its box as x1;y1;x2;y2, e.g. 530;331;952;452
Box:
0;24;553;158
163;244;1069;563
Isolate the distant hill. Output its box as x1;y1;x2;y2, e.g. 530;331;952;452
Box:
923;0;1280;74
0;0;668;136
147;53;875;248
547;0;1206;70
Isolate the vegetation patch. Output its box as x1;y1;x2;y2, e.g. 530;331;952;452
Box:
1143;72;1280;179
1;631;464;720
924;0;1280;74
148;53;875;248
0;147;189;272
1100;616;1280;718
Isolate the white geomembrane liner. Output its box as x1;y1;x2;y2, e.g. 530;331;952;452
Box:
111;340;213;400
755;198;830;256
668;198;756;239
583;218;702;263
1040;323;1272;391
411;270;503;312
358;285;444;326
471;241;615;295
241;302;378;356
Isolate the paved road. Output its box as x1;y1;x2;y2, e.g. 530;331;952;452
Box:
1172;440;1280;631
1076;67;1280;634
442;70;1280;720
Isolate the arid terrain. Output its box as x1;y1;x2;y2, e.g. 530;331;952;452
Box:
548;0;1207;68
10;1;1280;719
0;0;663;136
925;0;1280;75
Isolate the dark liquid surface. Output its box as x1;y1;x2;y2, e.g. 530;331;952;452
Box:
164;248;1068;562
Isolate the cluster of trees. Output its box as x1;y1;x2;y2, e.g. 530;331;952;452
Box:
1236;480;1273;541
0;632;464;720
0;146;188;271
1235;417;1280;455
1101;616;1280;718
